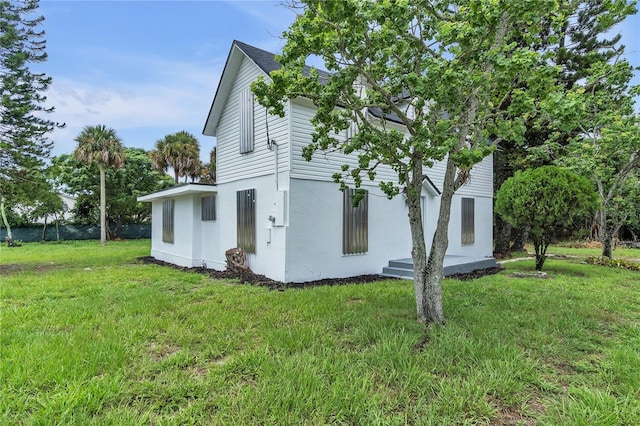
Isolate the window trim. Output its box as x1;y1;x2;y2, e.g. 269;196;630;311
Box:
342;188;368;255
239;88;254;154
237;189;256;253
461;197;475;245
162;199;174;244
201;195;217;221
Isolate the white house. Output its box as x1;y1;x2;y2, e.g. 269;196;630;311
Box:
138;40;497;283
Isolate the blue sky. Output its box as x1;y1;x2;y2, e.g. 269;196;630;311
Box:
37;1;640;161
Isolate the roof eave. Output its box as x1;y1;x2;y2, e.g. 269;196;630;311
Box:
138;183;218;202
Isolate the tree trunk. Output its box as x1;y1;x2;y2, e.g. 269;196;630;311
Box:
602;228;614;258
533;240;548;271
55;214;60;241
99;164;107;244
599;208;613;258
41;216;48;241
407;156;458;326
511;226;529;252
0;196;13;241
421;158;458;326
494;215;511;254
406;167;428;323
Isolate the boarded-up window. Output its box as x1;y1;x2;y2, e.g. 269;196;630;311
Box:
239;88;254;153
237;189;256;253
343;188;368;254
201;195;216;221
162;199;174;243
461;197;475;245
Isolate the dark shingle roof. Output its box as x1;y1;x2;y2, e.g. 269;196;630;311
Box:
233;40;331;83
232;40;282;75
233;41;405;125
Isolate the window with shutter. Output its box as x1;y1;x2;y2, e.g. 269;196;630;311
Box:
343;188;368;254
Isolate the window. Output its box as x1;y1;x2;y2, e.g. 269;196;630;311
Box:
239;88;254;153
162;199;174;243
237;189;256;253
343;188;368;254
461;197;475;245
201;195;216;221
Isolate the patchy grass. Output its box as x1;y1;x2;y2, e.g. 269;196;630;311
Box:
1;241;639;424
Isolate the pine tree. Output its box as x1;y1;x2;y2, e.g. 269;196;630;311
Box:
0;0;62;240
493;0;636;254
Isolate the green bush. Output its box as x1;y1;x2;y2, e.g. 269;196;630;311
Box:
585;256;640;271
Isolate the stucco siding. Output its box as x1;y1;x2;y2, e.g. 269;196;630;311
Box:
149;196;198;267
285;178;411;282
216;56;289;184
214;176;289;282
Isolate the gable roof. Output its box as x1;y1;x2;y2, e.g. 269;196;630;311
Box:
203;40;334;137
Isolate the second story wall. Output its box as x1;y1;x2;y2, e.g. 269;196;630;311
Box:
216;56;290;184
289;98;493;198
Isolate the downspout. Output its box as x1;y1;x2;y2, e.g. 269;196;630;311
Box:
274;140;279;191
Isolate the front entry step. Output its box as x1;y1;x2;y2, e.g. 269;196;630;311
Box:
381;256;499;279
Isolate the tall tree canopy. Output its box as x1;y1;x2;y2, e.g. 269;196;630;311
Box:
0;0;62;239
561;59;639;257
73;125;125;244
53;148;173;238
149;131;201;184
254;0;588;325
493;0;636;254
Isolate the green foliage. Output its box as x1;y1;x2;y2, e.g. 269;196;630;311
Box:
495;165;598;270
1;242;639;424
0;0;64;237
493;0;636;253
252;0;585;324
199;146;216;184
148;130;201;184
53;148;172;236
585;256;640;271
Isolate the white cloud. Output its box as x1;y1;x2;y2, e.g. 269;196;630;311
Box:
45;52;224;157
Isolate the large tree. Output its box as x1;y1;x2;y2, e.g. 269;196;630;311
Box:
254;0;581;325
54;148;173;238
73;125;125;244
149;131;201;184
493;0;636;254
0;0;63;240
562;58;639;258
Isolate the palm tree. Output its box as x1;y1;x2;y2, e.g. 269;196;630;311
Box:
73;125;125;245
199;147;217;184
149;131;201;184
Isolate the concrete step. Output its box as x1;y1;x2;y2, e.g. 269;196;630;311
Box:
381;266;414;278
382;256;499;279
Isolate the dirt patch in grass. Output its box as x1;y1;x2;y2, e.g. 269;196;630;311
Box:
147;342;181;362
488;395;544;426
0;263;60;275
138;257;503;289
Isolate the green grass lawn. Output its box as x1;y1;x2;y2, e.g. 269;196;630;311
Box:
1;240;639;425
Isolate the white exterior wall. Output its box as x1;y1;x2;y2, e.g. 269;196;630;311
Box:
285;178;411;282
288;98;494;261
216;56;290;184
214;175;289;282
149;195;199;267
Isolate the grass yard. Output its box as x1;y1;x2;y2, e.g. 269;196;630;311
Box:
1;240;639;425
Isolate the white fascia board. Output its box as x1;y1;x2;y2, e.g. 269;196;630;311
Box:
202;46;245;137
138;184;217;202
